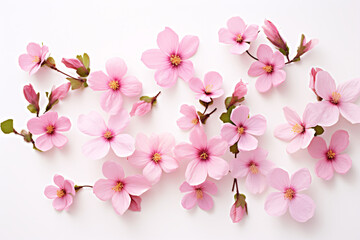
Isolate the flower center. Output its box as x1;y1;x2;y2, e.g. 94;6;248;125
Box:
249;162;259;174
237;127;245;135
56;189;65;198
108;80;120;90
112;182;124;192
195;188;203;199
170;54;181;66
292;124;304;134
200;152;208;160
284;188;295;200
331;91;341;104
327;149;336;160
33;56;40;63
263;65;273;73
205;84;213;94
191;118;199;125
46;125;55;134
103;130;113;140
236;34;243;43
152;153;162;163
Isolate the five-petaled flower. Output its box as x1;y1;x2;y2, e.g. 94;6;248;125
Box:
180;180;217;211
189;71;224;103
176;104;201;131
44;174;75;211
19;42;49;75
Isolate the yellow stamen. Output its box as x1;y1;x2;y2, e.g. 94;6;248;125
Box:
236;34;243;43
292;124;304;134
191;118;199;125
33;56;40;63
284;188;295;200
249;163;259;174
56;189;65;198
205;84;213;93
103;130;113;140
112;182;124;192
46;125;54;134
331;92;341;104
195;189;203;199
327;149;336;159
152;153;162;163
170;55;181;66
108;80;120;90
200;152;208;160
263;65;273;73
237;127;245;135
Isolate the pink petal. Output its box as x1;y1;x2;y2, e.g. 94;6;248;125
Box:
51;133;68;148
120;76;142;97
218;28;235;44
230;157;249;178
100;90;123;115
302;103;321;127
329;130;349;153
82;137;110;160
128;150;151;168
271;51;285;69
88;71;110;91
267;168;290;191
106;57;127;79
103;161;125;181
63;180;75;196
40;111;58;126
141;49;169;69
230;42;250;55
111;191;131;215
177;116;196;130
129;195;142;211
189;127;207;150
177;60;194;82
243;24;259;41
178;35;199;59
337;78;360;102
55;116;71;132
315;159;334;180
200;181;218;195
77;111;107;136
27;117;46;134
19;54;37;72
180;104;197;118
154;67;178;88
35;134;53;151
315;101;340;127
123;175;151;196
207;156;229;180
264;192;288;216
220;123;240;146
189;77;204;93
185;160;207;186
93;179;116;201
54;174;65;188
155;133;175;153
63;194;73;210
288;194;315;222
181;192;197;209
179;181;194;192
290;168;311;191
308;137;327;159
255;74;273;93
227;17;246;35
207;137;227;156
197;192;214;211
270;69;286;87
274;124;297;141
143;162;162;184
52;197;68;211
333;154;352;174
283;107;302;125
174;143;197;160
244;115;266;136
108;109;130;135
44;185;59;199
237;133;258;151
339;102;360;124
248;61;266;77
29;64;41;75
111;134;135;157
203;71;223;91
286;135;303;154
257;44;273;63
315;71;337;100
157;27;179;54
159;155;178;173
301;129;315;149
230;105;249;126
258;159;274;175
27;43;42;56
230;204;246;223
246;173;267;194
135;133;152;154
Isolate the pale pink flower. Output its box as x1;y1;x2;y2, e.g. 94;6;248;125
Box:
141;27;199;88
262;20;288;54
189;71;224;102
230;148;274;194
248;44;286;93
44;174;75;211
308;130;352;180
180;181;217;211
176;104;200;131
218;16;259;54
220;105;266;151
130;101;152;117
265;168;315;223
88;57;142;115
274;104;320;154
62;58;84;70
27;112;71;151
78;110;135;160
309;67;323;95
93;161;151;215
23;84;39;112
49;82;71;106
174;127;229;185
128;133;178;184
19;42;49;75
230;202;246;223
233;80;248;99
313;71;360;126
129;195;142;212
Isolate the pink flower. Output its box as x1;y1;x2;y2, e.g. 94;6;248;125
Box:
265;168;315;223
180;181;217;211
128;195;142;212
309;67;323;95
313;71;360;126
308;130;352;180
23;84;39;112
128;133;178;184
27;112;71;151
88;57;142;115
233;80;248;99
141;27;199;88
220;105;267;151
218;16;259;55
230;203;246;223
130;101;152;117
78;110;135;160
296;35;318;57
174;127;229;185
274;104;319;154
230;148;274;194
176;104;201;131
49;82;71;106
93;161;151;215
19;42;49;75
262;20;288;54
44;174;75;211
189;71;224;102
62;58;84;70
248;44;286;93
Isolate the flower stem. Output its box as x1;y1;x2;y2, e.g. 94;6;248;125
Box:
232;178;239;195
151;91;161;104
47;65;85;82
246;50;258;61
74;185;93;191
13;128;39;150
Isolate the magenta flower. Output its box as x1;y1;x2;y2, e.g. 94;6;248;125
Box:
23;84;39;113
78;110;135;160
19;42;49;75
44;174;75;211
232;80;248;99
230;148;274;194
309;67;323;96
62;58;84;70
230;202;246;223
218;16;259;55
49;82;71;106
128;133;178;184
248;44;286;93
128;195;142;212
93;161;151;215
130;101;152;117
189;71;224;102
274;104;319;154
220;105;266;151
313;71;360;126
174;127;229;185
176;104;201;131
308;130;352;180
88;57;142;115
262;20;288;54
265;168;315;223
141;27;199;88
27;112;71;151
180;181;217;211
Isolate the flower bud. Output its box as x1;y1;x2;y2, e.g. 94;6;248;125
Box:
49;82;71;106
309;67;323;100
263;20;289;56
128;195;142;212
232;80;247;99
230;202;246;223
23;84;39;113
61;58;84;70
130;101;152;117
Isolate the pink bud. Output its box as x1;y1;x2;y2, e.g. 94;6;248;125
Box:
23;84;39;110
61;58;84;70
130;101;152;117
128;195;142;212
263;20;288;54
300;36;319;55
230;203;246;223
233;80;247;99
49;82;71;106
309;67;323;93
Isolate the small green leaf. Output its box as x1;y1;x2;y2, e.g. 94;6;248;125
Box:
1;119;14;134
199;99;213;108
83;53;90;69
235;194;246;208
83;81;88;88
313;125;324;136
279;48;287;56
66;77;82;90
139;96;152;103
292;57;301;62
219;105;236;123
225;96;232;109
229;142;239;155
76;55;83;63
27;104;37;114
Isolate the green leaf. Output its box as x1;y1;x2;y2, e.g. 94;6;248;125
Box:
76;55;83;63
199;99;213;108
139;96;152;103
27;104;37;114
225;96;232;109
1;119;14;134
229;142;239;155
279;48;287;56
313;125;324;136
83;53;90;69
83;81;88;88
66;77;82;90
76;67;88;77
219;105;236;123
235;193;246;208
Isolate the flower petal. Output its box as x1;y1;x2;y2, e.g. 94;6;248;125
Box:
246;173;267;194
245;114;266;136
174;143;197;160
339;102;360;124
243;24;259;41
177;60;194;82
270;69;286;87
53;174;65;188
88;71;110;91
264;192;288;216
27;117;46;135
35;134;53;151
308;137;327;159
267;168;290;191
178;35;199;59
257;44;273;63
63;180;75;196
207;156;229;180
207;137;227;156
157;27;179;54
288;194;315;222
93;179;116;201
315;159;334;180
302;103;321;127
51;133;68;148
123;175;151;196
128;150;150;168
283;107;302;125
108;109;130;135
255;74;273;93
185;160;207;186
141;49;169;69
159;155;178;173
55;116;71;132
77;111;107;136
301;129;315;149
189;77;204;93
189;127;207;150
220;124;239;146
230;42;249;55
274;124;297;141
100;90;123;115
154;67;178;88
179;181;194;192
315;71;337;100
181;192;197;210
52;197;68;211
237;133;258;151
111;191;131;215
230;157;249;178
286;135;303;154
329;130;349;153
120;76;142;97
197;193;214;211
248;61;266;77
333;154;352;174
110;134;135;157
230;105;249;126
218;28;235;44
204;71;223;91
103;161;125;181
106;57;127;79
19;54;37;72
315;101;340;127
44;185;59;199
337;78;360;102
290;168;311;192
200;181;217;195
227;17;246;35
82;137;110;160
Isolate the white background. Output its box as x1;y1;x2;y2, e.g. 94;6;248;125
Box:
1;0;359;239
